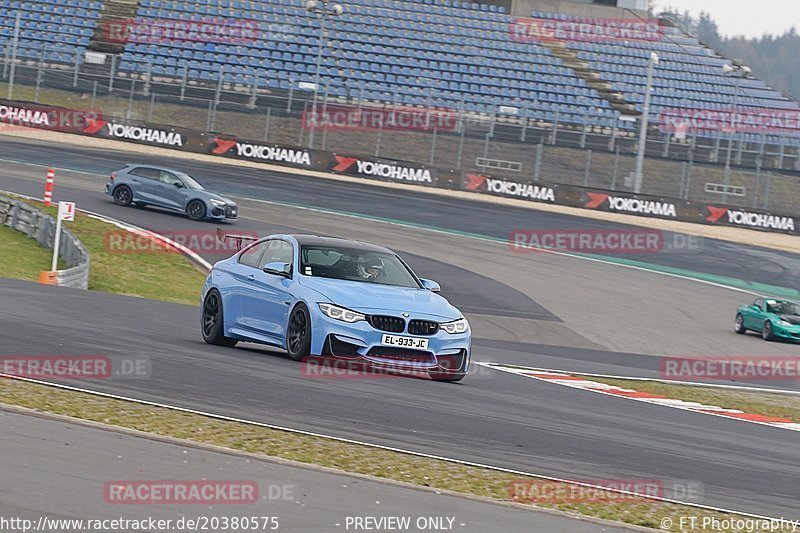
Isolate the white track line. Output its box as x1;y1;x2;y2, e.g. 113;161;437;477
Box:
0;155;779;298
0;371;789;523
479;363;800;433
475;363;800;395
2;177;794;520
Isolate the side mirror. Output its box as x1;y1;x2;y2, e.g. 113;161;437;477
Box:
263;262;291;278
752;304;761;311
174;182;184;188
419;278;441;293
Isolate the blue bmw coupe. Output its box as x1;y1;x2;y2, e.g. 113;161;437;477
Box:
201;234;471;381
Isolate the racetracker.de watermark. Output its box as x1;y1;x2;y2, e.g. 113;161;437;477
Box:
661;357;800;381
103;481;269;505
509;17;664;44
508;479;662;504
104;230;258;255
300;355;471;379
0;355;150;380
301;105;457;132
101;17;260;45
660;107;800;134
509;229;702;254
509;478;703;505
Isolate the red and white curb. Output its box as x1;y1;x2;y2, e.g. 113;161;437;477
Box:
479;363;800;433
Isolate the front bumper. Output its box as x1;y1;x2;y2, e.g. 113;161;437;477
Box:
772;322;800;342
209;204;238;220
310;312;471;373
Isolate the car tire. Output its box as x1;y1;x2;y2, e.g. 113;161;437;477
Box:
762;321;775;341
286;303;312;361
112;185;133;206
201;289;238;347
187;200;206;221
734;314;747;334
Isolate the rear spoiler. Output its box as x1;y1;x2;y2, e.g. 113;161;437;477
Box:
216;228;259;251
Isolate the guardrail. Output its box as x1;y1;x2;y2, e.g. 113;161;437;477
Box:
0;195;90;289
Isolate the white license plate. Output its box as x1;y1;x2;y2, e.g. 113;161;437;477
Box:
381;334;429;350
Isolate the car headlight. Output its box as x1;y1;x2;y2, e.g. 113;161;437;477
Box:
209;199;226;207
776;320;792;327
440;317;469;334
318;303;365;323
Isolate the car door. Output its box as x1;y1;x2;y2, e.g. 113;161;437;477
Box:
127;167;161;203
743;299;764;330
239;239;297;344
154;170;188;211
223;239;270;333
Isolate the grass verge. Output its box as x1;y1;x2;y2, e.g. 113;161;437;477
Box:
0;376;779;532
0;223;65;279
2;194;206;304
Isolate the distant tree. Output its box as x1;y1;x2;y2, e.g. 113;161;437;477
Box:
661;11;800;101
695;12;722;48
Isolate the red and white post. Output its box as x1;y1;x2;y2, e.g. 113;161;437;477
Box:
43;168;55;206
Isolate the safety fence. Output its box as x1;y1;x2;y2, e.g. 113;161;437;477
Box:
2;53;800;213
0;195;90;288
0;99;797;236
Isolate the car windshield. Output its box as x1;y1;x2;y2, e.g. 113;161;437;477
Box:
767;301;800;315
300;245;420;288
176;172;205;190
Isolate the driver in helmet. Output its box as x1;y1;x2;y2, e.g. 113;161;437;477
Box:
358;257;386;281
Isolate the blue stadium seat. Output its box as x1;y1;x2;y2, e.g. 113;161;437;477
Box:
6;0;788;136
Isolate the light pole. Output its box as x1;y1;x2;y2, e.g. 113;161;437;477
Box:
633;52;659;194
305;0;343;149
721;61;752;203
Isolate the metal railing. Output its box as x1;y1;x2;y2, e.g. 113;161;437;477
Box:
0;195;90;289
1;49;800;212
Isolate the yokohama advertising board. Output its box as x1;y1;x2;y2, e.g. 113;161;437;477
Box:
329;154;439;186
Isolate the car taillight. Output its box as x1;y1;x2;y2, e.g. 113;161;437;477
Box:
110;173;116;180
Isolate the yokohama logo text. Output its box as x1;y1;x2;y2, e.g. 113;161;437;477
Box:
607;196;676;217
0;105;51;126
234;143;312;166
106;123;184;146
485;179;555;201
727;209;795;231
354;160;432;182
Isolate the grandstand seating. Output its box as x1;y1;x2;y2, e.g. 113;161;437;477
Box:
115;0;620;128
531;10;800;144
0;0;102;63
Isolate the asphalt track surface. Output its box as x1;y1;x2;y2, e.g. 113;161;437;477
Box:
1;135;800;519
1;409;629;533
1;135;799;293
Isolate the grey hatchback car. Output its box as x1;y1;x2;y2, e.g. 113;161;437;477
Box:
105;164;238;221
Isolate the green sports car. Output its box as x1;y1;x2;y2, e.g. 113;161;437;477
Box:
735;298;800;342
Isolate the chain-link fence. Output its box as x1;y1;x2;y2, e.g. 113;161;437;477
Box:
1;49;799;212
